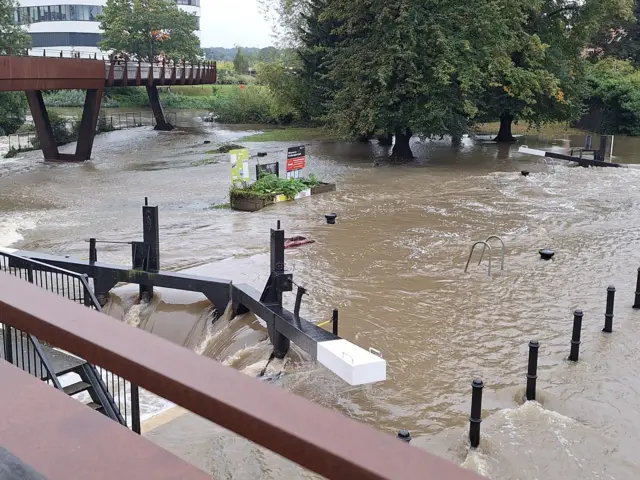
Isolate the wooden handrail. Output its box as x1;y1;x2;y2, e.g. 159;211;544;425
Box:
0;272;481;480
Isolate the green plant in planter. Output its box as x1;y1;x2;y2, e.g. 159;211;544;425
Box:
230;173;312;201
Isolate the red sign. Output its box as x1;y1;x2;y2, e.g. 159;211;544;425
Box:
286;146;306;172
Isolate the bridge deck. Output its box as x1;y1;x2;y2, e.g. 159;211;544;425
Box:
0;56;216;92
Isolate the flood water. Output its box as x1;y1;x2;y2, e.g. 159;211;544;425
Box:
2;121;640;479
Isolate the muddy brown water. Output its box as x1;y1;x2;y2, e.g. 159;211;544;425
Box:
2;122;640;479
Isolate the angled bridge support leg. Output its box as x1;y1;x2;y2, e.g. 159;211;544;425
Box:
73;88;103;161
146;85;174;131
26;88;103;162
25;90;59;161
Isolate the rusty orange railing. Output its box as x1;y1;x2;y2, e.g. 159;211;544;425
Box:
0;272;481;480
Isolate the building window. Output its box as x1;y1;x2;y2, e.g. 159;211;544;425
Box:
30;32;103;48
14;5;103;25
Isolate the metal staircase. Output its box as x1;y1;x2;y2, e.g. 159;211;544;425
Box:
0;250;139;432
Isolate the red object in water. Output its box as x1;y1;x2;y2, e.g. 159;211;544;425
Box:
285;236;315;249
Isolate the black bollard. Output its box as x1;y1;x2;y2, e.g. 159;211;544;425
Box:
332;308;339;336
325;213;337;225
277;220;281;230
469;378;483;449
397;430;411;443
633;268;640;309
569;310;583;362
89;238;97;264
603;286;616;333
526;340;539;401
539;249;555;260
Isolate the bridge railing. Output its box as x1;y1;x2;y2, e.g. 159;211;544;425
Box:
104;59;217;85
0;271;482;480
4;50;217;85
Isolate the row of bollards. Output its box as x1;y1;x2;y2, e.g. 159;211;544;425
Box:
468;283;625;449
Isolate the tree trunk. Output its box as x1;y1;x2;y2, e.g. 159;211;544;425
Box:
391;128;413;159
357;131;374;143
378;133;394;146
451;134;462;146
494;114;516;142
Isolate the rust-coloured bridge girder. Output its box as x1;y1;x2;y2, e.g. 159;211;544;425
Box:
0;55;217;161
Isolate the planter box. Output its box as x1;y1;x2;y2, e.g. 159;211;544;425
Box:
274;188;311;204
230;183;336;212
310;182;336;195
229;196;273;212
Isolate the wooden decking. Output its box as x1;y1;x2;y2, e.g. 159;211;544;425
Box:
0;360;211;479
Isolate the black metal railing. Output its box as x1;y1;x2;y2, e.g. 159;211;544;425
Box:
0;323;62;389
0;250;140;433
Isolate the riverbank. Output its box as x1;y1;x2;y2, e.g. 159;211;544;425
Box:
241;127;337;142
475;121;584;136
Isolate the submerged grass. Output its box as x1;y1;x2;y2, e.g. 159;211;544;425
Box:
241;127;337;142
205;143;246;154
191;157;220;166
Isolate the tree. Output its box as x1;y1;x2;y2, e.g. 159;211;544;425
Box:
98;0;201;62
0;0;31;135
296;0;341;120
480;0;634;142
323;0;525;158
593;1;640;65
233;46;250;74
0;0;30;55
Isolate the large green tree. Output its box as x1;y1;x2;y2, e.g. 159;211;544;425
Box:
0;0;30;135
480;0;634;142
98;0;201;62
323;0;525;158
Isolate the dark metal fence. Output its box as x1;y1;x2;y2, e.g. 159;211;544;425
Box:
0;250;140;433
0;323;62;389
101;111;178;130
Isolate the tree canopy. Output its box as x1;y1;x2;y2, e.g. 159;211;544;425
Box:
0;0;30;135
0;0;30;55
98;0;201;62
261;0;635;156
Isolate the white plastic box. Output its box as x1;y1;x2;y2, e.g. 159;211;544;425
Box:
317;339;387;386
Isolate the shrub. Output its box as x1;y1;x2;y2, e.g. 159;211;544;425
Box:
581;59;640;136
0;92;27;135
212;87;295;124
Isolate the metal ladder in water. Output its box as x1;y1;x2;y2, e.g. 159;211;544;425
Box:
464;236;505;277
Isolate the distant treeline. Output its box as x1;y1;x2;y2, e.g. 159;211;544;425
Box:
203;46;288;62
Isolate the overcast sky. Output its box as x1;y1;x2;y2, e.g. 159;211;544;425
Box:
201;0;275;48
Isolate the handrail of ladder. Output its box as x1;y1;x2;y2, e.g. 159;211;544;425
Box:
464;241;492;277
541;158;555;173
478;236;505;271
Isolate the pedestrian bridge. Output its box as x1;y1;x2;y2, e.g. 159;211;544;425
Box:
0;53;217;162
0;55;217;91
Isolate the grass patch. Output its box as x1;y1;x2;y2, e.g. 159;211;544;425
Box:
241;127;337;142
166;85;215;97
205;143;245;154
475;122;585;136
209;203;231;209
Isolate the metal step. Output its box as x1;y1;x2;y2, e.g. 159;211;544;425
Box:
63;381;91;396
87;402;103;412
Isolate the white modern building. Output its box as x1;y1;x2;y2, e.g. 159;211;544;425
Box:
14;0;201;57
